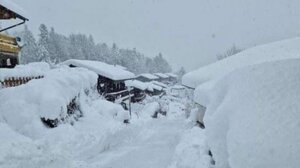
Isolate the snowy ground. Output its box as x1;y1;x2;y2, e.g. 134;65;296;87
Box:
87;118;186;168
0;69;210;168
78;97;211;168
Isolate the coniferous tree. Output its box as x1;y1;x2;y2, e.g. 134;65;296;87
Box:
17;24;173;74
18;25;39;63
176;66;186;83
37;24;50;62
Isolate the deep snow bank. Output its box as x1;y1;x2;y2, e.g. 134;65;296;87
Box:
0;66;97;138
182;37;300;88
0;64;131;167
168;127;211;168
0;62;50;81
195;58;300;168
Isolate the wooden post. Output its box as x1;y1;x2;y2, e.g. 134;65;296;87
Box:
128;87;132;118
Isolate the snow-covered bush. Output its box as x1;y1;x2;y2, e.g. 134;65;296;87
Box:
86;99;130;122
0;62;50;82
195;58;300;168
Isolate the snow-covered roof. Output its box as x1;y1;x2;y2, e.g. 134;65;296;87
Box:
138;73;159;80
62;59;136;81
115;65;127;70
147;82;163;91
183;37;300;89
125;80;165;92
0;62;50;81
171;85;185;90
0;0;28;20
154;73;169;79
165;73;178;78
151;81;168;88
125;80;148;91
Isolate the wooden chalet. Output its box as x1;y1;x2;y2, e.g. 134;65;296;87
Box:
62;59;135;102
0;0;28;68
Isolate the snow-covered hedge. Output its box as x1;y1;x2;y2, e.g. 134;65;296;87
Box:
0;63;131;167
0;62;50;81
0;66;97;137
195;58;300;168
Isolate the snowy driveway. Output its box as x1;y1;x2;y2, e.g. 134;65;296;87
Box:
86;118;186;168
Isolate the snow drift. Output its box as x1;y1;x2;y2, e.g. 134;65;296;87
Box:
0;64;131;167
195;58;300;168
182;37;300;88
0;62;50;82
0;66;97;137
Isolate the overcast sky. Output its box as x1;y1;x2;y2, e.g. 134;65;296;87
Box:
10;0;300;71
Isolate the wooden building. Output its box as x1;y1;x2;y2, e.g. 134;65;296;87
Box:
62;59;135;102
0;1;28;68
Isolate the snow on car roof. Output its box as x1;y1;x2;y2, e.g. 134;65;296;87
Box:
1;0;28;20
62;59;136;81
154;73;169;79
138;73;159;80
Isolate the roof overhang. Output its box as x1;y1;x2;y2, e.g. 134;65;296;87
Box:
0;1;28;21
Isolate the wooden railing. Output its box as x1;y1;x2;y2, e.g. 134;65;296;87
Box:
0;76;44;88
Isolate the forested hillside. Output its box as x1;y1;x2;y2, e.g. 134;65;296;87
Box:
16;24;172;74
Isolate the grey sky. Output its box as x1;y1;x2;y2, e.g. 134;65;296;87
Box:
11;0;300;71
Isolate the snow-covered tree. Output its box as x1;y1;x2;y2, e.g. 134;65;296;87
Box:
217;45;243;60
37;24;50;62
18;25;39;63
176;67;186;83
14;24;173;74
152;53;172;73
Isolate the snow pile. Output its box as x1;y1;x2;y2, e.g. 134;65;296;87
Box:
62;59;135;81
169;127;211;168
138;102;160;118
195;58;300;168
183;37;300;88
147;82;163;92
0;123;72;168
0;65;131;167
0;66;97;137
138;73;159;80
88;99;129;122
0;62;50;81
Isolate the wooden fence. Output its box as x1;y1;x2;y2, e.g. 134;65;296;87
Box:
0;76;44;88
